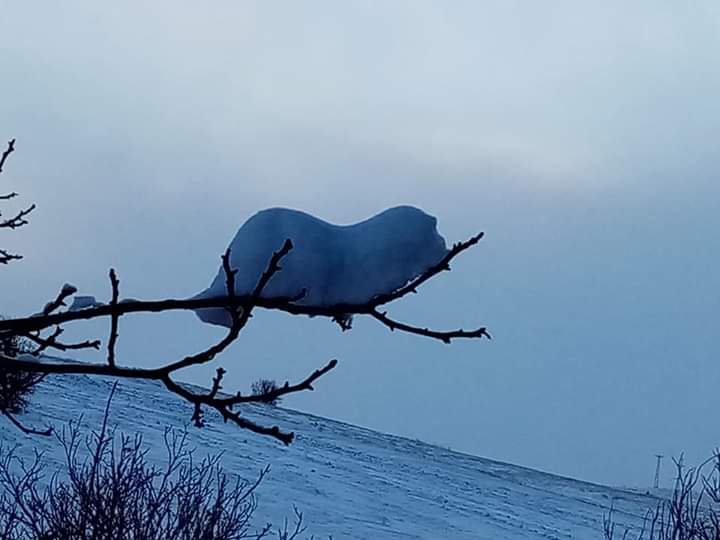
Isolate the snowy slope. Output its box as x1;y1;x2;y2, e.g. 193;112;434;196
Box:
3;369;658;540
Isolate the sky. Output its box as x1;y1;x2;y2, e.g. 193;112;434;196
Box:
1;1;719;488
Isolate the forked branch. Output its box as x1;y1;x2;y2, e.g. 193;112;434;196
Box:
0;249;22;265
0;204;488;442
1;408;52;436
0;232;487;344
0;139;15;174
370;232;485;306
0;204;35;230
0;138;34;265
0;241;337;444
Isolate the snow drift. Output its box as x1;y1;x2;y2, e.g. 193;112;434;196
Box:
194;206;448;327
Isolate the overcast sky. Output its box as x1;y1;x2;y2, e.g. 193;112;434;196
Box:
1;1;719;488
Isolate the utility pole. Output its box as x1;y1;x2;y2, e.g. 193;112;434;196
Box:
654;454;663;489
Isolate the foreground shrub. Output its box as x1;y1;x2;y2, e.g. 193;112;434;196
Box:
0;329;42;414
251;379;282;406
604;452;720;539
0;400;309;539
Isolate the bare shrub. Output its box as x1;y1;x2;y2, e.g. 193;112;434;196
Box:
604;452;720;539
0;391;310;540
0;328;42;415
251;379;281;406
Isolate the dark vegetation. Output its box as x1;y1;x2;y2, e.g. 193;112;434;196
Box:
0;387;310;540
0;330;42;415
251;379;281;406
604;452;720;540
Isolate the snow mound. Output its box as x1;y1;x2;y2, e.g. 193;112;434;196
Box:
194;206;447;327
69;295;103;311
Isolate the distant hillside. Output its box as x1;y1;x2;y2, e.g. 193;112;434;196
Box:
1;366;658;539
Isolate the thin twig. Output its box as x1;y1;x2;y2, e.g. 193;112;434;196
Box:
0;138;33;267
24;327;101;355
251;239;294;298
107;269;119;367
208;367;226;399
371;310;491;343
42;284;78;316
218;359;338;407
370;232;485;306
0;249;22;265
0;204;35;230
0;139;15;174
0;408;52;437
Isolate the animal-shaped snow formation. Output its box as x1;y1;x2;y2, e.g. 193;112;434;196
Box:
194;206;448;327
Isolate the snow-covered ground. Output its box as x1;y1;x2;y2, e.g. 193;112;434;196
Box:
2;367;659;539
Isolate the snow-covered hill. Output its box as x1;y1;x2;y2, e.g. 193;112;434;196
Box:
2;368;658;539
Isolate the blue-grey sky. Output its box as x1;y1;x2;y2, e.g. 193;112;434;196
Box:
2;1;719;488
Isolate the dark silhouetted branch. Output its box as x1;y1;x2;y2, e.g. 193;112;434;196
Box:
209;367;226;399
107;269;119;366
0;408;52;436
0;138;34;266
370;232;485;307
220;358;338;407
0;249;21;265
251;238;294;297
0;204;35;230
0;233;486;344
23;327;101;356
42;284;78;316
0;139;15;174
0;240;339;444
371;310;491;343
161;360;337;444
0;226;488;441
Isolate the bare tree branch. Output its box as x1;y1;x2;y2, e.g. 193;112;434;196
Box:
0;408;52;436
0;233;486;344
0;138;34;266
164;375;298;444
0;353;337;445
0;249;21;265
23;327;101;356
219;359;338;407
42;283;78;316
209;367;226;399
369;232;485;307
0;196;488;442
0;139;15;174
107;269;119;367
370;310;491;343
0;204;35;230
0;240;341;444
